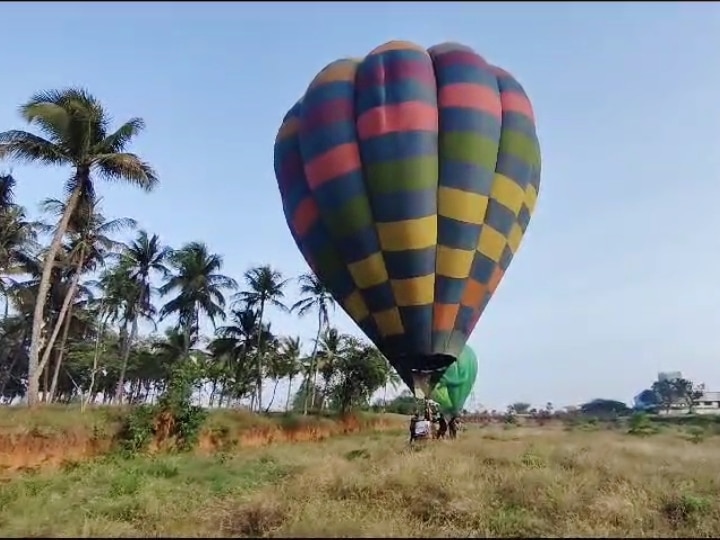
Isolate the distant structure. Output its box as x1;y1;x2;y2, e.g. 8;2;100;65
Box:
634;371;720;415
696;391;720;412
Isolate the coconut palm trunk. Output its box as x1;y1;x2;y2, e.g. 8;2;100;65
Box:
82;309;107;412
48;301;74;403
265;379;280;413
285;374;294;411
254;301;265;412
115;315;138;404
47;248;87;403
190;305;200;352
37;249;85;392
303;315;322;415
27;182;83;406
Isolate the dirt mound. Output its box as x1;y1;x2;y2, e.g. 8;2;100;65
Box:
0;412;404;474
0;430;112;473
198;414;399;452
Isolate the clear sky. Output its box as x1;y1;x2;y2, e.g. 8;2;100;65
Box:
1;2;719;411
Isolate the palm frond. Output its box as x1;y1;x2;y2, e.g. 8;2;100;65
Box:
0;130;67;165
38;197;65;217
93;118;146;154
22;87;108;143
96;216;137;235
19;101;70;145
93;153;158;191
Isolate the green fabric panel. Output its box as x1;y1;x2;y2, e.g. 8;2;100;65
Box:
364;156;438;194
498;130;541;167
442;132;499;170
430;345;478;415
322;195;374;236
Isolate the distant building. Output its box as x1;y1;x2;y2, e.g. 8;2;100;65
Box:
633;372;720;415
695;391;720;413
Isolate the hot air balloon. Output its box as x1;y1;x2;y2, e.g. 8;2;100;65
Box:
274;40;541;398
430;345;478;416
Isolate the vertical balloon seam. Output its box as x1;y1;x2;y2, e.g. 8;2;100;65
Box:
468;62;504;339
487;67;540;311
427;46;444;359
428;44;464;360
429;44;468;358
346;53;398;359
411;44;440;371
455;62;540;343
352;51;383;347
434;45;501;353
295;59;385;349
354;42;439;372
393;43;438;368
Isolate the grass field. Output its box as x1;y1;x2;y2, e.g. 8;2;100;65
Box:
3;411;720;537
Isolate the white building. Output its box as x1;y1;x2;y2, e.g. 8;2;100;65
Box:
694;391;720;414
634;372;720;415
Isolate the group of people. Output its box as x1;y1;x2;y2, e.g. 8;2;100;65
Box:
408;401;462;443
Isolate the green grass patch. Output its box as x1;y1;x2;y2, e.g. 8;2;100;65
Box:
0;452;293;536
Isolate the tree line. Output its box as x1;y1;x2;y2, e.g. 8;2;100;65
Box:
0;88;402;412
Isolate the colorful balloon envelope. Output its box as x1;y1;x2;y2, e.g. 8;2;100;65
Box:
274;40;541;395
430;345;478;416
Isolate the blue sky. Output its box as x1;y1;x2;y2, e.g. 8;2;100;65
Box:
1;2;719;410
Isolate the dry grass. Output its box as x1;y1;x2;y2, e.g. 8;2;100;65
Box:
0;406;405;471
0;404;126;435
0;405;394;436
2;422;720;537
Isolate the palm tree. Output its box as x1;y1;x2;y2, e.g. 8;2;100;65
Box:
125;231;170;308
212;307;272;408
153;327;200;377
0;207;38;399
262;337;283;412
160;242;236;350
113;231;170;402
39;195;136;402
10;241;97;401
0;88;158;406
279;336;301;411
235;265;288;412
96;259;139;404
316;328;348;411
296;356;320;411
291;272;335;414
0;173;43;318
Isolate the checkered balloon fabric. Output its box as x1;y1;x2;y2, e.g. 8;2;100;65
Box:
274;40;541;379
